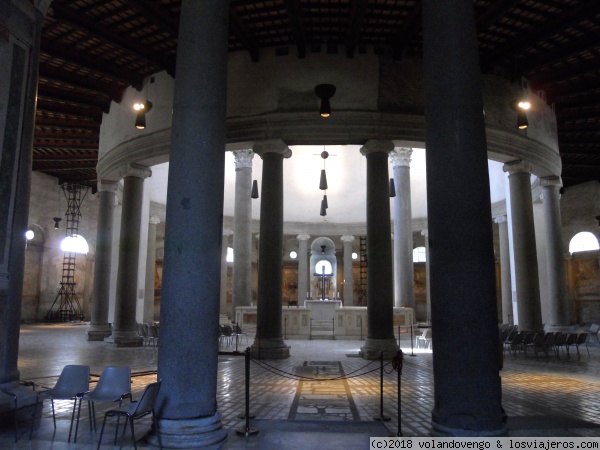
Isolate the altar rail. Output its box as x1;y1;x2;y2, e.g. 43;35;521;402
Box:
235;306;413;340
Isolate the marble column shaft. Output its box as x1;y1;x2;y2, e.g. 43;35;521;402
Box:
423;0;504;435
359;140;398;359
143;216;159;324
232;150;254;314
154;1;229;447
541;177;569;328
250;140;291;359
391;148;415;309
503;161;543;332
495;216;513;325
297;234;310;303
220;230;232;317
341;235;354;305
106;165;151;347
87;182;118;340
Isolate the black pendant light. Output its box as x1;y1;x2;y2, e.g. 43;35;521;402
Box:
251;179;259;199
389;178;396;198
314;84;336;118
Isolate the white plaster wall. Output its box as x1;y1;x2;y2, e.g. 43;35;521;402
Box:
533;200;549;325
108;199;122;323
135;180;150;323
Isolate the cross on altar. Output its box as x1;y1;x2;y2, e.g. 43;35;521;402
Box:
313;264;333;301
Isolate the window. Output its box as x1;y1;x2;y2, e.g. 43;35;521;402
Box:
315;259;332;274
413;246;426;262
60;235;89;254
226;247;234;262
569;232;599;254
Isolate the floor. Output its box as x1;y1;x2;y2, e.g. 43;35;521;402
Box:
1;323;600;449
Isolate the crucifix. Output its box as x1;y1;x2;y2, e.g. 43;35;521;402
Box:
313;263;333;301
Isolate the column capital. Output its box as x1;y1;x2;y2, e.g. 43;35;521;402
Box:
233;149;254;170
97;180;119;194
340;235;355;243
297;233;311;241
390;147;413;167
502;160;532;175
360;139;394;156
540;176;562;188
223;229;233;237
494;215;507;224
119;163;152;180
253;139;292;159
149;216;161;225
421;229;428;237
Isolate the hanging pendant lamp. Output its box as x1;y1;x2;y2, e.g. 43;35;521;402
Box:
251;179;259;199
389;178;396;198
320;199;327;216
319;169;328;190
323;194;328;209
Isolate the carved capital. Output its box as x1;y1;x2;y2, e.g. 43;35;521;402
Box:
502;160;532;175
149;216;161;225
340;235;355;243
540;176;562;188
360;139;394;157
253;139;292;159
97;180;119;194
494;215;507;224
233;149;254;170
390;147;412;167
297;233;311;241
119;163;152;180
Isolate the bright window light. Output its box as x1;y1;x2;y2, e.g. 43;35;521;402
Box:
569;232;599;254
290;251;298;259
60;235;89;254
25;230;34;240
315;259;332;274
226;247;234;263
351;252;358;260
413;246;426;262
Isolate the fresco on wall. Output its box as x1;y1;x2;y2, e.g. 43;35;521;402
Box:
283;265;298;305
573;256;600;299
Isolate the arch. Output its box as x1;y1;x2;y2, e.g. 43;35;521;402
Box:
569;232;599;254
413;246;426;262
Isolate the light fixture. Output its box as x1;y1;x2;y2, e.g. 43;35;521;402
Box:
322;194;328;209
389;178;396;198
314;84;336;118
517;110;528;130
510;98;530;130
320;199;327;216
251;179;259;199
53;217;62;229
352;252;358;260
134;100;153;130
25;230;34;240
290;251;298;259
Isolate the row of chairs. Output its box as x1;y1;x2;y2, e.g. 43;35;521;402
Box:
501;330;590;359
26;364;161;449
218;323;247;347
137;322;160;346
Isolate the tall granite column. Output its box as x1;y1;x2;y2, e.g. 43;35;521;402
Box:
541;176;570;329
391;148;415;309
503;160;543;332
421;229;431;324
0;1;43;391
495;215;513;325
143;216;159;324
297;234;310;303
105;164;151;347
87;181;118;340
423;0;504;435
359;140;399;360
154;1;229;447
250;139;291;360
232;150;254;316
341;235;355;305
220;230;232;317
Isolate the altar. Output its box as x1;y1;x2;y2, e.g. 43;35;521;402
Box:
304;300;342;320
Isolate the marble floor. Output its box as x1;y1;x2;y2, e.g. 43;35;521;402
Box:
1;323;600;449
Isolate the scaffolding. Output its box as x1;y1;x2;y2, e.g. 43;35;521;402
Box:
358;235;367;306
46;183;88;322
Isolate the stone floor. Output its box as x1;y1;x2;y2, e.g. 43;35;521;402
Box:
1;323;600;449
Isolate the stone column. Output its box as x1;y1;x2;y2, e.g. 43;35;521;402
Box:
143;216;160;324
87;181;118;340
220;229;232;317
250;139;292;359
297;234;311;303
154;1;229;447
359;140;399;359
503;160;543;332
495;215;513;325
391;148;415;309
0;1;43;390
421;229;431;324
541;176;570;329
341;235;355;305
232;149;254;316
105;164;151;347
423;0;504;435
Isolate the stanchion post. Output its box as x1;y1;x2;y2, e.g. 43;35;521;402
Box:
284;316;287;340
236;348;259;436
235;322;239;353
373;351;391;422
359;316;363;341
409;323;416;357
394;350;404;436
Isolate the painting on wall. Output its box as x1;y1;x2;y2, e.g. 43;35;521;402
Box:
573;256;600;299
282;265;298;305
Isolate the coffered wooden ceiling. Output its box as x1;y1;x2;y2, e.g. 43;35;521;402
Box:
32;0;600;189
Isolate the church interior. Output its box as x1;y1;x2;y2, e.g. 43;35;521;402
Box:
2;0;600;447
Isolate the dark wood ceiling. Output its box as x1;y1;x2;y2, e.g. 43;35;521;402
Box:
33;0;600;189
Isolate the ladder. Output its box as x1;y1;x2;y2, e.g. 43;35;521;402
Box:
359;235;367;306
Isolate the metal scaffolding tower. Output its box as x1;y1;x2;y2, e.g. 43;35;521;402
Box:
46;183;88;322
358;235;367;306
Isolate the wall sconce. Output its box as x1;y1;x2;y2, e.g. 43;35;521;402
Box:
53;217;62;229
134;100;153;130
389;178;396;198
314;84;336;118
251;179;259;199
510;99;530;130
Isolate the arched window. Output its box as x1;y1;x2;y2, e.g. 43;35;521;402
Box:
315;259;332;274
569;232;599;254
226;247;234;262
413;246;426;262
60;235;89;254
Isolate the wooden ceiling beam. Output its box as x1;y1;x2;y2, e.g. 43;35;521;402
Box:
229;8;260;62
38;84;110;112
124;0;179;37
39;64;124;103
556;103;600;121
33;140;99;149
344;0;368;58
284;0;307;58
33;157;98;163
35;100;103;123
390;2;422;60
34;115;100;129
476;0;518;33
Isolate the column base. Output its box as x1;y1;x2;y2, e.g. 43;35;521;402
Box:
104;330;143;347
146;412;228;449
432;420;506;437
250;337;290;359
360;337;399;360
86;325;111;341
